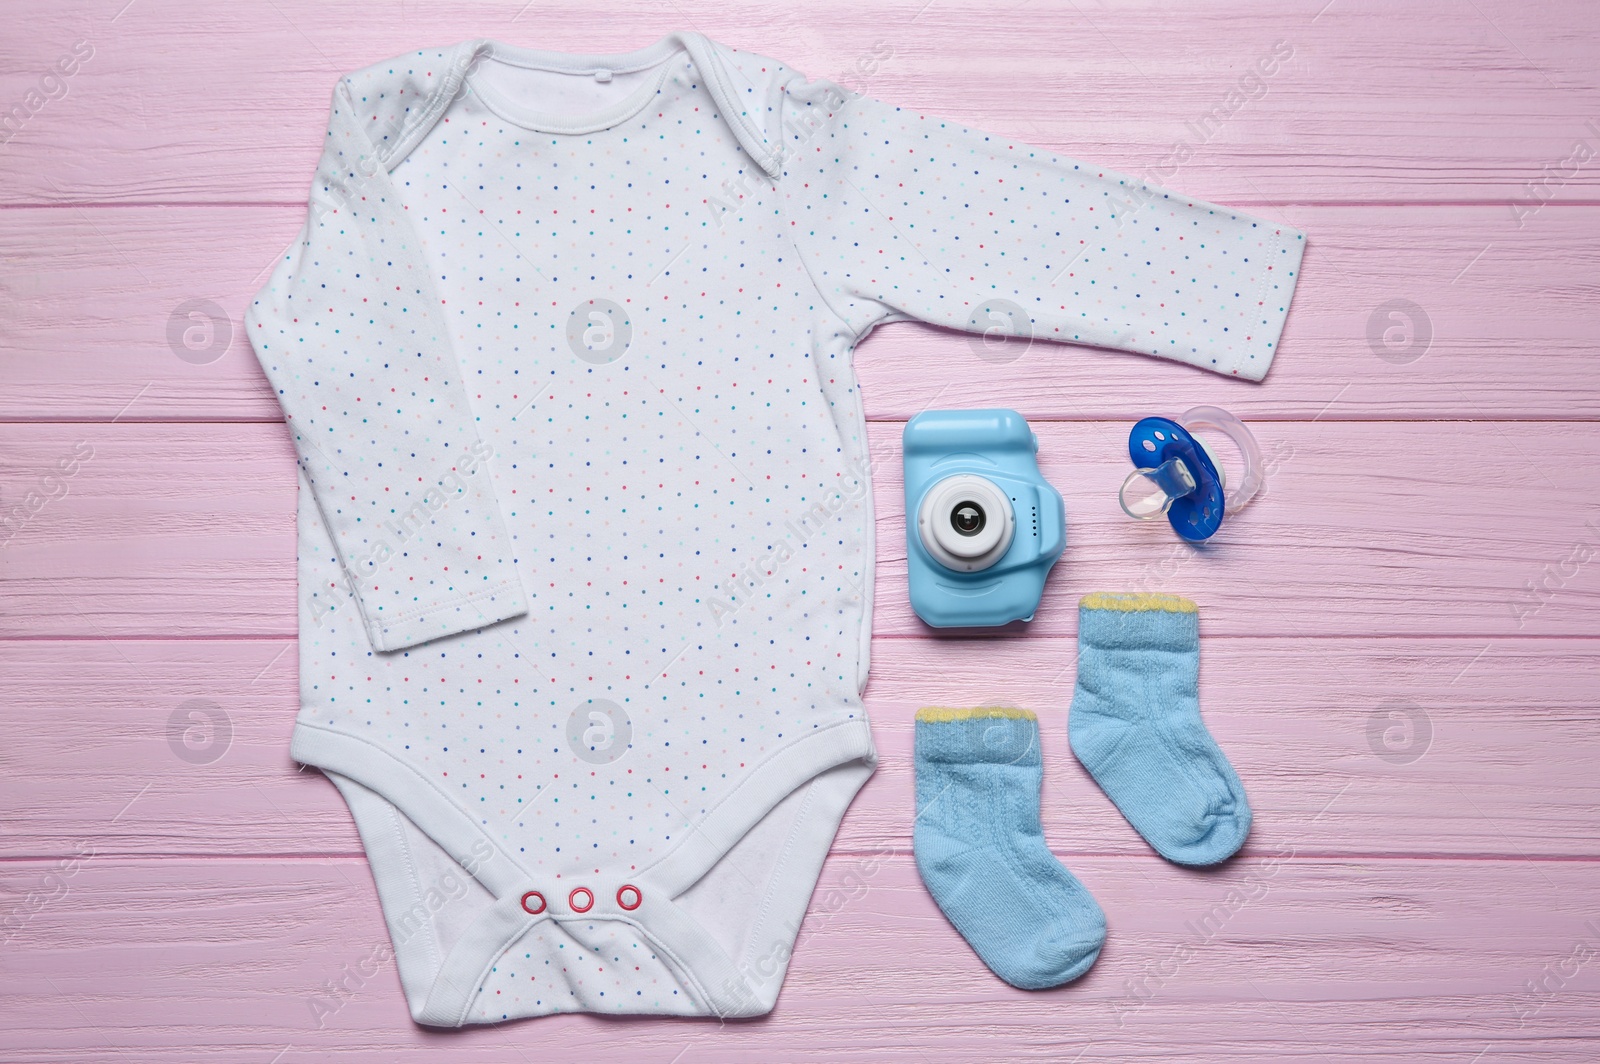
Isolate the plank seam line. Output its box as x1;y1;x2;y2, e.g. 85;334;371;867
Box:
7;417;1600;427
10;199;1600;210
3;632;1594;644
3;850;1597;864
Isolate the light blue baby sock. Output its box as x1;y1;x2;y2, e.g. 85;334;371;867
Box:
913;707;1106;990
1069;593;1251;866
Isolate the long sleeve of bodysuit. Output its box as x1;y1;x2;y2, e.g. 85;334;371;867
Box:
246;72;528;652
770;75;1305;379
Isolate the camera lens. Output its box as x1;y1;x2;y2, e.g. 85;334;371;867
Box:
918;474;1015;571
951;502;986;536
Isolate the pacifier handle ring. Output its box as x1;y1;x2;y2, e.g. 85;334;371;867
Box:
1179;405;1264;511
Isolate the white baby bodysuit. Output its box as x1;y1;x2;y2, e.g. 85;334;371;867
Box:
248;31;1303;1025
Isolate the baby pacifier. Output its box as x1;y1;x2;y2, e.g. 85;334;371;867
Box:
1118;405;1263;542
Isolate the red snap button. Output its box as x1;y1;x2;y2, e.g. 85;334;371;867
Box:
617;884;642;910
568;886;594;913
520;891;546;915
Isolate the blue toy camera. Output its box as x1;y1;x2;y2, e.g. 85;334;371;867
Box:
903;409;1066;627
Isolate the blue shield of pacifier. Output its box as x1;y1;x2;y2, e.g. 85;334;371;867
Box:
1120;417;1226;542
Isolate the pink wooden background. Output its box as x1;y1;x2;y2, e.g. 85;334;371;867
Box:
3;0;1599;1060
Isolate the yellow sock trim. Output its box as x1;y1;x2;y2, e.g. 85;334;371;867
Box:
1079;592;1198;614
915;706;1037;724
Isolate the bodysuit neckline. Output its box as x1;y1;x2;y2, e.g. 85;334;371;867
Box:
466;33;699;135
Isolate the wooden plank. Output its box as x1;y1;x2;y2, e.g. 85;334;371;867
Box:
1;853;1595;1060
2;420;1597;639
1;0;1598;205
3;204;1597;422
0;422;296;639
2;636;1596;860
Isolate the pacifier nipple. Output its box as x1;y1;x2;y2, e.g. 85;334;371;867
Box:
1119;457;1197;519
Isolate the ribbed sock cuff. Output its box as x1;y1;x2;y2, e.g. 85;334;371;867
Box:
1078;592;1199;652
914;707;1040;766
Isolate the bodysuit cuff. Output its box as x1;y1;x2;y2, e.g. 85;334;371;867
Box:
363;577;529;652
